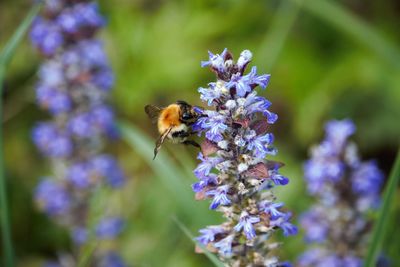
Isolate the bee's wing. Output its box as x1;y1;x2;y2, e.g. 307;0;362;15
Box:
153;127;172;160
145;105;162;124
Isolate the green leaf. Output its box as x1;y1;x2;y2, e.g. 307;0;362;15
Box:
0;2;43;267
290;0;400;69
364;148;400;267
172;216;225;267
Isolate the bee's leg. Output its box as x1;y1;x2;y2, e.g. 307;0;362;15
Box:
154;127;172;160
153;144;160;160
153;140;162;160
183;140;201;149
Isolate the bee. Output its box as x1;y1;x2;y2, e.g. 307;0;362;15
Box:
145;100;201;159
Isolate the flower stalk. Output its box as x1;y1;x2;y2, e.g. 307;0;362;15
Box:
193;49;296;267
30;0;126;265
298;120;385;267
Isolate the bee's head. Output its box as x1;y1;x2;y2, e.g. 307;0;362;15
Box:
176;100;199;124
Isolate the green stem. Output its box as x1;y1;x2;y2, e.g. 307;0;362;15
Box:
0;2;43;266
0;66;14;267
364;148;400;267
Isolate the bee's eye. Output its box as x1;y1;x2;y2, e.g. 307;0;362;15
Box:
182;113;191;120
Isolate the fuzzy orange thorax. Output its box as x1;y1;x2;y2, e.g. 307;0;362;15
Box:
157;104;181;134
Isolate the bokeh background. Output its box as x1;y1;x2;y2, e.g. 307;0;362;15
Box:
1;0;400;266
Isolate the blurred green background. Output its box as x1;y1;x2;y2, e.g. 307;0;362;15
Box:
1;0;400;266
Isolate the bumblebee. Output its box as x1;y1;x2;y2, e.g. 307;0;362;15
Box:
145;100;201;159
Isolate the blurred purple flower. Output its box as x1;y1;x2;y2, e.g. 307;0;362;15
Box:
99;251;126;267
298;119;385;267
35;179;71;216
32;123;73;158
67;162;93;188
36;85;72;115
72;227;88;245
30;17;64;55
96;217;124;239
31;1;127;265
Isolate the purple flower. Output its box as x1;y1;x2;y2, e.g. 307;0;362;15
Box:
297;248;325;267
244;92;278;123
198;86;222;106
39;61;64;87
30;17;64;55
201;48;228;73
343;256;362;267
271;213;298;236
44;0;64;14
202;112;229;142
298;119;385;267
237;50;252;71
92;67;114;91
226;66;270;97
99;251;126;267
78;40;108;67
270;172;289;186
258;201;285;220
91;155;125;188
57;8;81;33
196;226;225;245
300;209;328;243
35;179;71;215
75;2;105;29
325;119;355;149
351;161;383;195
44;261;62;267
36;85;72;114
192;173;218;192
206;185;231;209
32;123;73;158
96;217;124;239
31;1;126;263
304;154;345;195
72;227;88;245
214;235;234;257
321;255;343;267
57;3;104;33
194;49;295;265
67;162;92;188
193;153;223;179
68;113;95;137
246;132;275;159
233;212;260;240
91;105;116;134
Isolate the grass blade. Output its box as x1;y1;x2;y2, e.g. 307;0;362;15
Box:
256;0;301;72
364;148;400;267
0;2;42;66
289;0;400;69
118;121;209;221
0;2;42;266
172;216;225;267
